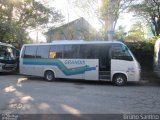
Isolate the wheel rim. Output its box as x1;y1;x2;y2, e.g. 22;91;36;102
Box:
116;77;124;84
46;72;53;81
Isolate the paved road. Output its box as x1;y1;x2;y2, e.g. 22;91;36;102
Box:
0;74;160;116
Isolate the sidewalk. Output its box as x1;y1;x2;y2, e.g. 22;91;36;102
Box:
140;71;160;86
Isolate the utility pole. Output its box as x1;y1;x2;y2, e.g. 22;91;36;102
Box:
36;31;38;43
67;0;70;40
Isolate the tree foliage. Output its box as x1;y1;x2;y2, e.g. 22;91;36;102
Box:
115;22;159;71
125;22;146;42
73;0;98;17
115;25;126;40
100;0;134;32
126;36;160;71
115;22;146;42
0;0;63;47
129;0;160;36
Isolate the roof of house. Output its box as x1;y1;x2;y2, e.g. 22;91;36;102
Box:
45;17;94;35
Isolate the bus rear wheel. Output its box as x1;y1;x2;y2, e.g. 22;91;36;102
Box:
113;74;127;86
45;71;55;82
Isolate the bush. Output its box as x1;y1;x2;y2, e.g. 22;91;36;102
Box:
125;39;156;71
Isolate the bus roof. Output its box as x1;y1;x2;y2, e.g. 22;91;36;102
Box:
23;40;124;46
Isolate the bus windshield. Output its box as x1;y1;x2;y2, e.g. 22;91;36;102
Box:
0;45;16;61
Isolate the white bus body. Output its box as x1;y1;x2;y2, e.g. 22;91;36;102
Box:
0;42;17;72
20;40;141;86
154;39;160;77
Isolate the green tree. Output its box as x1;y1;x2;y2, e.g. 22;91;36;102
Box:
0;0;63;47
125;22;145;42
74;0;134;40
115;25;126;40
129;0;160;36
73;0;98;18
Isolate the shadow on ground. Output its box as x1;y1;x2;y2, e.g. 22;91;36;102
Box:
22;76;160;87
0;72;18;76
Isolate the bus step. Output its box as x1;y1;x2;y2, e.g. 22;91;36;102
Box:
99;71;110;76
99;79;110;81
99;75;110;80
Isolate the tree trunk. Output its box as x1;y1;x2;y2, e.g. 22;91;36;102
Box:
107;0;114;41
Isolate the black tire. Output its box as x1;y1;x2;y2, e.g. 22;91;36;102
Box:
113;74;127;86
45;71;55;82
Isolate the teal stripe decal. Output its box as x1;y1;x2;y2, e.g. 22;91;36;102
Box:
23;59;96;76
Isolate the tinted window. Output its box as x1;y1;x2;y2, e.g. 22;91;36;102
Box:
36;45;50;58
63;45;79;58
79;44;111;59
79;44;95;58
94;44;111;70
0;46;16;60
24;46;37;58
49;45;64;58
93;44;111;59
79;44;111;70
63;45;72;58
72;45;79;58
112;44;133;61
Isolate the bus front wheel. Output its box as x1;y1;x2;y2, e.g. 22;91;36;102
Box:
112;74;127;86
45;71;55;82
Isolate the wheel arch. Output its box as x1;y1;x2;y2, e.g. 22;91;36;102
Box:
44;69;56;78
111;72;128;82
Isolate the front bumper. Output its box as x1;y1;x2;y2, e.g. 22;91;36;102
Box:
135;69;141;81
0;63;17;72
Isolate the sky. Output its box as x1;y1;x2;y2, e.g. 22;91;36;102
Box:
30;0;136;42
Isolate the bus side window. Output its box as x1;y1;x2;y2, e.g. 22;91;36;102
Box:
36;45;50;59
79;45;87;58
111;46;121;59
24;46;37;58
63;45;79;59
49;45;64;59
72;45;80;58
79;44;94;59
63;45;72;58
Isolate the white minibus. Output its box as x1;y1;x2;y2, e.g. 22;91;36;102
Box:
20;40;141;86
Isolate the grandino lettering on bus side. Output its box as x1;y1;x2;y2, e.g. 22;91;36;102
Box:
64;60;85;65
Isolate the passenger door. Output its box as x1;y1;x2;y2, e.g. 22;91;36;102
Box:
97;44;111;71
